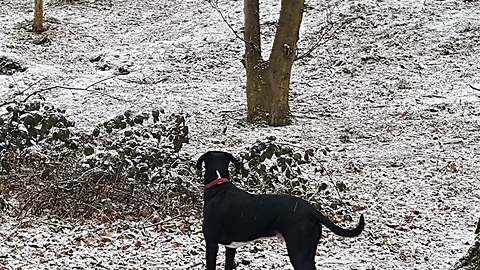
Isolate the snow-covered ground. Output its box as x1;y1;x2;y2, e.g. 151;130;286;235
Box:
1;0;480;269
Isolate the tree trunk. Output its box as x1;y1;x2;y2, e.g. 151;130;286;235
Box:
455;218;480;269
244;0;304;126
33;0;44;33
244;0;265;123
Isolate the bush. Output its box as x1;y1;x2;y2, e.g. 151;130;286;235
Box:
0;101;74;153
234;136;356;217
0;101;356;221
0;101;199;220
238;136;312;195
237;137;342;206
83;111;189;184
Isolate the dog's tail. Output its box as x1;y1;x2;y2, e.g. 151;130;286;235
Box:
317;213;364;237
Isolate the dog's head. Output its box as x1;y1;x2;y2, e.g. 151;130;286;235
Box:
196;151;241;184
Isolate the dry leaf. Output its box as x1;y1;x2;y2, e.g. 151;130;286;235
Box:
171;241;183;248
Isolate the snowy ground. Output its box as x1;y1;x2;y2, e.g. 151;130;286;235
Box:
1;0;480;269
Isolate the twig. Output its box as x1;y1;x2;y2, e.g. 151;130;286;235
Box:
0;99;17;108
38;219;75;230
85;76;117;89
295;24;331;61
469;84;480;91
22;76;126;103
315;158;345;204
18;77;47;96
140;214;182;229
112;187;157;208
0;77;45;107
208;0;255;49
270;142;346;204
0;76;128;108
296;16;361;61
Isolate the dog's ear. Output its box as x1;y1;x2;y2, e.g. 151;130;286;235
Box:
225;152;241;172
196;152;207;171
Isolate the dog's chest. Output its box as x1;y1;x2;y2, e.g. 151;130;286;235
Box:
224;234;284;249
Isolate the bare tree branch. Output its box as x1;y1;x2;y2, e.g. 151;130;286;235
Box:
208;0;256;50
469;84;480;91
295;16;361;62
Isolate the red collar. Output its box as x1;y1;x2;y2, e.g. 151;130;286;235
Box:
203;178;230;191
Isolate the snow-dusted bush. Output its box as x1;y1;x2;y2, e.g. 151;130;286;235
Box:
236;136;348;211
0;102;350;221
0;101;198;220
239;136;314;195
234;136;359;220
83;111;189;183
0;101;74;154
0;54;27;75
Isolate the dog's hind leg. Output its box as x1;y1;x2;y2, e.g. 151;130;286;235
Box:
225;247;236;270
206;241;219;270
283;224;320;270
286;241;317;270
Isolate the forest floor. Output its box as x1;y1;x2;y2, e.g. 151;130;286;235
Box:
0;0;480;269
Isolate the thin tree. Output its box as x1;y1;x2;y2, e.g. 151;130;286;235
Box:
243;0;304;126
33;0;44;33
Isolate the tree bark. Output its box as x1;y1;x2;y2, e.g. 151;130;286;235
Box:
244;0;264;122
33;0;44;33
455;218;480;269
244;0;304;126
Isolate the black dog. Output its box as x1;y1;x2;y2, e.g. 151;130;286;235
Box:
197;151;364;270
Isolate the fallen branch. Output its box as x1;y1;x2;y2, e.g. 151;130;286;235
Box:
0;77;47;108
0;75;128;108
18;77;47;96
22;75;127;103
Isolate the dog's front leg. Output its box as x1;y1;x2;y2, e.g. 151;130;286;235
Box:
225;247;236;270
206;241;219;270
